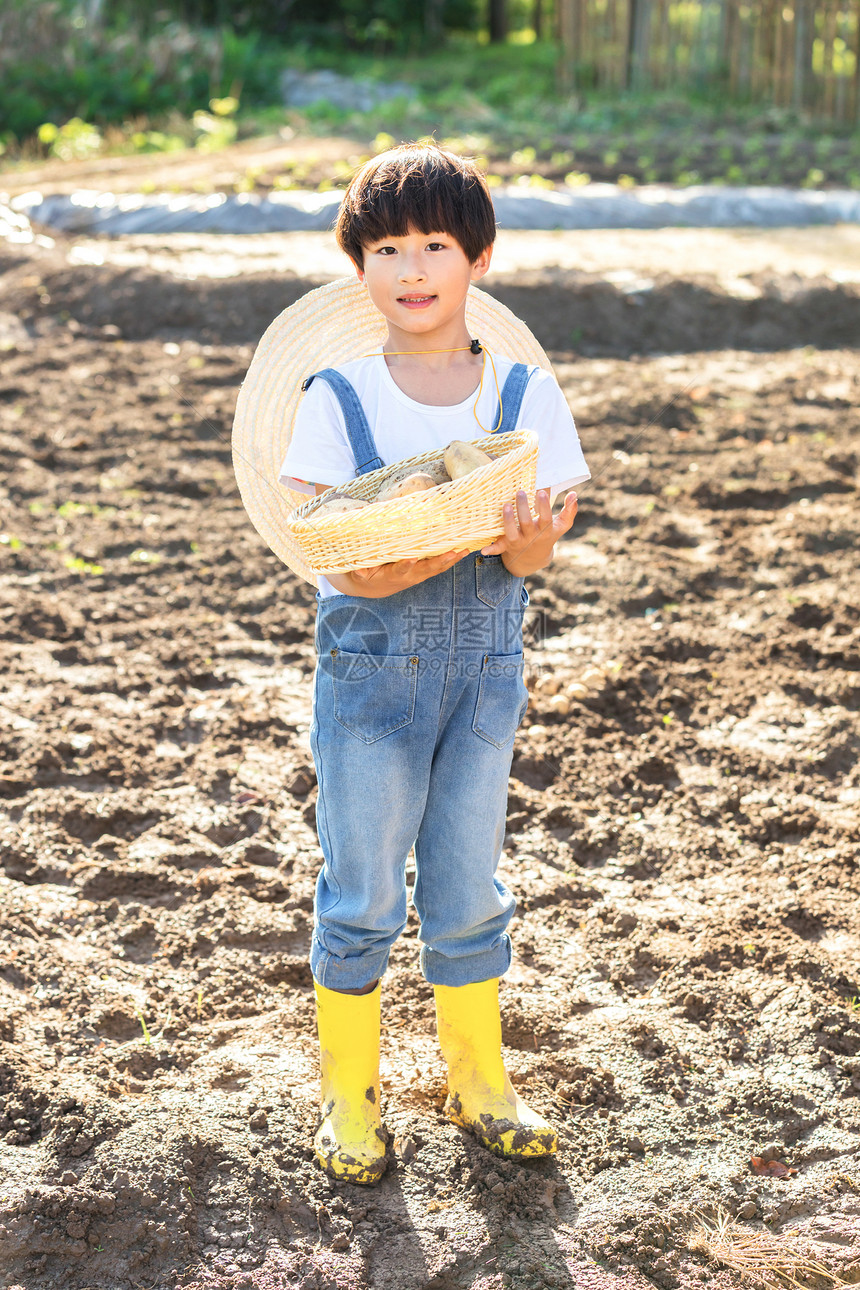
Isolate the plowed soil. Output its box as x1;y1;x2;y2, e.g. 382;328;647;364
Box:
1;234;859;1290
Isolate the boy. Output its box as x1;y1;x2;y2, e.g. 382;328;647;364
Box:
236;144;589;1184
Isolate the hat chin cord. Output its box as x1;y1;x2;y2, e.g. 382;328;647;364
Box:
356;340;502;435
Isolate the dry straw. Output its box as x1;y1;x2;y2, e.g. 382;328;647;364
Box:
687;1211;850;1290
232;276;553;585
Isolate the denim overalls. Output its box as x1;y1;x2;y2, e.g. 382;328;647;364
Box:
307;364;534;991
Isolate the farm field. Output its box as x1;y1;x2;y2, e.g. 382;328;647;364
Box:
1;217;859;1290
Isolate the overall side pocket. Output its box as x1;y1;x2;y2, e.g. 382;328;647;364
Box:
331;649;419;744
475;554;514;608
472;652;529;749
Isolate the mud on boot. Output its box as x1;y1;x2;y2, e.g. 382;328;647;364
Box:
443;1086;558;1159
435;978;558;1160
314;981;388;1184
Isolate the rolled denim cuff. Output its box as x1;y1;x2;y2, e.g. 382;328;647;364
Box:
419;934;512;987
311;938;391;993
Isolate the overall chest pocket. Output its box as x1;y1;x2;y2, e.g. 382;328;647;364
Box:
475;554;514;608
472;653;529;748
331;650;418;744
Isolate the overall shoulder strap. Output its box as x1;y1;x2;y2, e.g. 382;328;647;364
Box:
301;369;384;475
493;362;535;436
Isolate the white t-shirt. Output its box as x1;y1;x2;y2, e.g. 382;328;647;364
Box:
279;351;590;598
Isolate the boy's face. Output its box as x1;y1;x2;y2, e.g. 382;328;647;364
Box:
355;228;492;343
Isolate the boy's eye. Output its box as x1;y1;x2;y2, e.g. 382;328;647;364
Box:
427;242;446;251
376;245;397;256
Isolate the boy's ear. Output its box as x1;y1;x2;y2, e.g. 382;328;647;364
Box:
470;244;493;283
352;257;365;284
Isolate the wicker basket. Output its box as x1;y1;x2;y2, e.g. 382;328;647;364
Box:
285;429;539;576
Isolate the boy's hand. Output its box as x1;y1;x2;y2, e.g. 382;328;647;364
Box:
480;489;577;577
331;548;470;598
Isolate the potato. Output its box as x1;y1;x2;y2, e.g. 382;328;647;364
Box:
313;496;370;516
425;459;452;485
443;440;493;480
376;472;438;503
385;458;450;488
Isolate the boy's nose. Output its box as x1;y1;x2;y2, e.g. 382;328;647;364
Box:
398;256;427;282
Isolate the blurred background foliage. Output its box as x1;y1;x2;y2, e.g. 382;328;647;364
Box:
0;0;858;185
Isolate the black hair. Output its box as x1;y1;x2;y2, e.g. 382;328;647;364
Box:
335;143;496;267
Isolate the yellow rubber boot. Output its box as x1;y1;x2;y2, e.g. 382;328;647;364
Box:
314;981;387;1185
434;979;557;1160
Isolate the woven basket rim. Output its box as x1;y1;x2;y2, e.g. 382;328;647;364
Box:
289;428;535;528
285;429;539;576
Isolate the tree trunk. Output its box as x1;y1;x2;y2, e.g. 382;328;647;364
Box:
557;0;577;92
533;0;543;40
425;0;444;41
626;0;652;90
792;0;814;110
488;0;508;43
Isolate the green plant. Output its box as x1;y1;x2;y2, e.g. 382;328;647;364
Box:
510;144;536;166
38;117;101;159
0;2;258;144
129;129;186;154
193;95;239;152
64;556;104;576
3;9;855;190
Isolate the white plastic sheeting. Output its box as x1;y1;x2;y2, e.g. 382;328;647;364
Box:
0;201;54;246
9;184;860;236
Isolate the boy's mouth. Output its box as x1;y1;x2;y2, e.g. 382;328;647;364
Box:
397;294;436;307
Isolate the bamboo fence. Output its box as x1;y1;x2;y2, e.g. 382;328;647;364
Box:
556;0;860;121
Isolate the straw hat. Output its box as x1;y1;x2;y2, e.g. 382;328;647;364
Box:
232;275;552;586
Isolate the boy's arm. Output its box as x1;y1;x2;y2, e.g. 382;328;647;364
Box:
326;552;471;598
480;489;578;577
